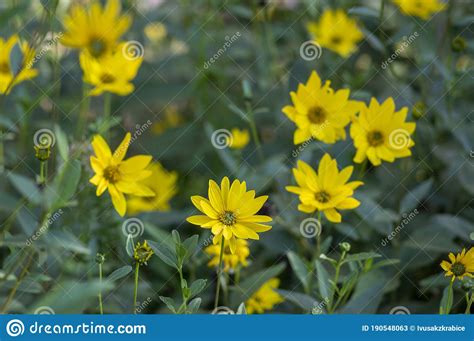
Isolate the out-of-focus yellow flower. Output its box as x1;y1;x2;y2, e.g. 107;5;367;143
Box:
0;35;38;94
245;278;284;314
89;133;154;217
307;9;363;58
205;238;249;272
228;128;250;150
61;0;131;57
186;177;272;253
440;248;474;282
286;154;363;223
127;162;178;215
152;105;183;134
350;97;416;166
393;0;445;20
80;43;142;96
282;71;361;145
144;22;167;43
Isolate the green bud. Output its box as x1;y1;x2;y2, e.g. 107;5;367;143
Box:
34;145;51;161
95;253;105;264
339;242;351;253
451;36;467;53
412;101;426;120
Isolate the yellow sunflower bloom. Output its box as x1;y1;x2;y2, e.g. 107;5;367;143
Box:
393;0;445;20
61;0;131;57
186;177;272;253
228;128;250;150
282;70;361;145
286;154;363;223
89;132;155;217
245;278;284;314
127;162;178;215
0;35;38;94
205;238;250;272
307;9;364;58
350;97;416;166
441;248;474;282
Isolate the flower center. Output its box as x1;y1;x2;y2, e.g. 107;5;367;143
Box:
0;62;10;74
103;165;121;183
367;130;384;146
89;38;106;57
331;36;342;45
219;211;237;226
451;262;466;277
307;106;327;124
100;73;116;84
315;191;331;203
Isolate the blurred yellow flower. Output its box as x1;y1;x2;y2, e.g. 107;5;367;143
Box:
80;43;142;96
127;162;178;215
245;278;284;314
152;105;183;134
89;132;154;217
205;238;249;272
393;0;445;20
144;22;167;43
282;71;361;145
0;35;38;94
186;177;272;253
307;9;363;58
440;248;474;282
228;128;250;149
286;154;363;223
61;0;131;57
350;97;416;166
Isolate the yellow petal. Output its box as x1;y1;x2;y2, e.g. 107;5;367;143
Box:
112;132;131;163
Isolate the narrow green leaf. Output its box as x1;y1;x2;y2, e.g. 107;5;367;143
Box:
107;265;133;282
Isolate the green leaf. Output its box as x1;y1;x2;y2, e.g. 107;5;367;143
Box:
182;235;199;261
227;102;250;122
147;240;178;269
342;252;382;265
159;296;177;313
232;263;285;302
348;6;380;19
315;260;332;301
287;251;310;292
8;173;42;205
399;178;433;213
107;265;133;282
189;279;207;298
439;284;453;314
45;159;81;210
187;298;201;313
277;289;318;312
236;302;247;314
126;235;134;258
54;124;69;161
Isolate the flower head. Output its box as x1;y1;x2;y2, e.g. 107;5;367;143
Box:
350;97;416;166
307;9;363;58
283;71;361;145
205;238;250;272
228;128;250;150
61;0;131;57
89;133;154;216
186;177;272;253
152;105;183;134
134;240;154;265
245;278;284;314
286;154;363;223
393;0;445;20
441;248;474;282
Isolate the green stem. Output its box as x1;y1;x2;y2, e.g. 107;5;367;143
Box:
214;235;225;309
178;268;187;313
327;250;347;314
465;292;473;314
98;263;104;314
358;159;368;179
103;92;112;139
76;83;90;139
246;101;264;162
133;262;139;314
379;0;385;25
39;160;47;185
445;280;454;314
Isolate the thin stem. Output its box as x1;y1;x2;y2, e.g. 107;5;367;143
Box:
76;83;90;139
178;268;187;313
358;159;368;179
444;280;454;314
103;92;112;139
465;292;473;314
214;235;225;309
246;101;264;162
133;262;139;314
327;250;347;314
98;263;104;314
379;0;385;25
39;160;47;185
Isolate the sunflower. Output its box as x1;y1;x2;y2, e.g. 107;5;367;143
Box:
205;238;250;272
307;9;363;58
186;177;272;253
286;154;363;223
61;0;131;57
127;162;178;215
228;128;250;150
245;278;284;314
393;0;445;20
282;70;361;145
350;97;416;166
441;248;474;282
89;133;155;216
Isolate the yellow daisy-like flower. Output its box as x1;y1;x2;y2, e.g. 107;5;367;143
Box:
61;0;131;57
152;105;183;134
440;248;474;282
307;9;364;58
127;162;178;215
186;177;272;253
80;44;142;97
393;0;445;20
0;35;38;94
89;132;155;217
228;128;250;150
286;154;363;223
282;70;361;145
350;97;416;166
245;278;284;314
205;238;250;272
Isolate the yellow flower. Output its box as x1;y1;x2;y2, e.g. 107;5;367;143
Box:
228;128;250;150
350;97;416;166
152;105;183;134
307;9;363;58
0;35;38;94
286;154;363;223
89;133;155;217
245;278;284;314
134;240;154;265
440;248;474;282
393;0;445;20
127;162;178;215
186;177;272;253
144;22;167;43
61;0;131;57
80;44;142;96
205;238;249;272
282;70;361;145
